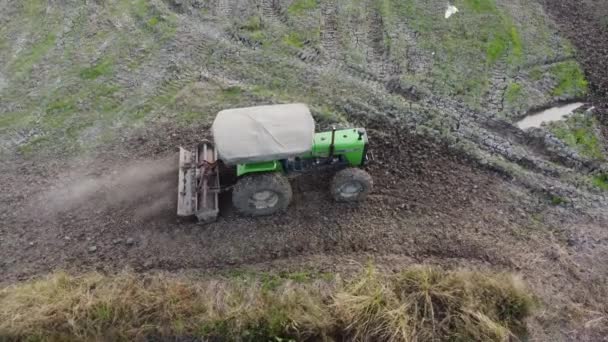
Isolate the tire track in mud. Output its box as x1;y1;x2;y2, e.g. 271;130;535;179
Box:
144;29;220;103
366;6;388;80
214;0;233;17
220;1;418;102
215;9;594;182
320;0;340;62
485;61;509;116
261;0;287;23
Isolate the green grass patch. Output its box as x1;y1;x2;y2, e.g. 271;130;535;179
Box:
505;82;523;103
147;16;160;27
241;15;263;31
0;265;535;341
79;59;113;80
592;174;608;191
0;112;33;131
283;32;305;48
509;26;523;59
45;98;76;116
550;61;588;97
463;0;498;13
11;33;56;76
550;195;567;206
486;22;522;64
288;0;318;15
221;86;242;99
550;113;604;160
129;0;177;38
386;0;535;107
22;0;47;19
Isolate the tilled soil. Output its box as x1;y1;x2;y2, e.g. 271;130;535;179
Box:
1;130;525;280
1;125;607;339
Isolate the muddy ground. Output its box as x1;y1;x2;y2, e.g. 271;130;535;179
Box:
1;0;608;340
1;127;608;340
541;0;608;125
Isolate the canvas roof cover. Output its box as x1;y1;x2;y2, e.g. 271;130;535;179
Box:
212;103;315;165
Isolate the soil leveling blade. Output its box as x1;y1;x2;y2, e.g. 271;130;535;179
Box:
177;143;220;223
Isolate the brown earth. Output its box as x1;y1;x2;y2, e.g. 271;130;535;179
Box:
2;0;608;340
1;124;607;340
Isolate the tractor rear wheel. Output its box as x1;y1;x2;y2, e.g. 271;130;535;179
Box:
331;168;373;202
232;172;292;216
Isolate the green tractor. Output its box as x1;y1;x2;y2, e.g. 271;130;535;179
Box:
177;103;372;222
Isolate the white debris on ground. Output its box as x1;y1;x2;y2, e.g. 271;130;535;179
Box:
445;5;459;19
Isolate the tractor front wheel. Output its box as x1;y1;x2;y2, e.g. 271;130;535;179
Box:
331;168;373;202
232;173;293;216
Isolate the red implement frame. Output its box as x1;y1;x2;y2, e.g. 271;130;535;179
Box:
177;142;220;223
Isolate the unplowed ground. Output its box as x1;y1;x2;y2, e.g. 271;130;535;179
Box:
542;0;608;124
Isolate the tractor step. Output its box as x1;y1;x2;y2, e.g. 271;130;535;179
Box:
177;142;220;223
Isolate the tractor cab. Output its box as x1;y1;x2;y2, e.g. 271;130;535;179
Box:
212;103;315;166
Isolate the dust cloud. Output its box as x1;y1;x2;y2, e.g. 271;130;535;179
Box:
38;155;179;221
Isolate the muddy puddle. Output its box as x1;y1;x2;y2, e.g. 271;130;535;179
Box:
516;102;585;129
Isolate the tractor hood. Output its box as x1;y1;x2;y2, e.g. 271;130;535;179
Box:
211;103;315;165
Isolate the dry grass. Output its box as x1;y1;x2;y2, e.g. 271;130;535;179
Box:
0;266;535;341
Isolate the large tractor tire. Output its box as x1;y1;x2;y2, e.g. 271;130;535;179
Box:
331;168;373;202
232;172;293;216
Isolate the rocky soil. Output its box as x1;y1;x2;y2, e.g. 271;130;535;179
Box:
1;0;608;340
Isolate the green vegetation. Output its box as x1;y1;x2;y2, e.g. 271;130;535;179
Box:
0;266;535;341
283;32;305;48
550;113;604;160
130;0;177;38
458;0;522;64
241;15;263;32
79;59;113;80
464;0;497;13
550;61;588;97
376;0;537;107
485;21;522;64
592;174;608;191
288;0;318;15
0;112;33;131
11;33;56;77
551;195;567;206
45;98;76;116
23;0;47;17
505;82;523;104
0;0;586;159
221;86;242;99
